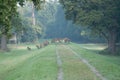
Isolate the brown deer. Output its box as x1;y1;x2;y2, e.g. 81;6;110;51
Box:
27;47;31;51
36;45;40;49
44;41;49;46
63;38;71;43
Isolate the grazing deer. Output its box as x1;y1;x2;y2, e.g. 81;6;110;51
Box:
44;42;47;46
63;38;71;43
36;45;40;49
27;47;31;51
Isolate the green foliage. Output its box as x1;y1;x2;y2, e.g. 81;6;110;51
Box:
59;0;120;38
13;1;44;43
32;0;45;10
0;0;44;36
0;0;17;35
43;4;83;41
60;0;120;53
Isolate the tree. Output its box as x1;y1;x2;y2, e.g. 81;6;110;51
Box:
44;4;84;42
60;0;120;54
0;0;45;51
35;1;58;38
18;1;43;43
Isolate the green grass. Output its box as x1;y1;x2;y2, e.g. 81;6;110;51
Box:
70;43;120;80
78;43;107;51
0;45;57;80
57;45;100;80
1;43;120;80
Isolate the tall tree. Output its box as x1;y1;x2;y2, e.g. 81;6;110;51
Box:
16;1;43;43
0;0;45;51
60;0;120;54
44;4;83;42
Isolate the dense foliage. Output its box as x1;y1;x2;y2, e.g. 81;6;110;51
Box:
59;0;120;54
0;0;45;51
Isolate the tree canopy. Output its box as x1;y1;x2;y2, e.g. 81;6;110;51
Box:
59;0;120;54
0;0;45;51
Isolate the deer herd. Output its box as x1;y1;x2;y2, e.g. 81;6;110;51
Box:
27;38;71;51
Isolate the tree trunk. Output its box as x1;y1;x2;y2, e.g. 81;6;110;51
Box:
108;30;117;54
32;2;36;26
0;34;9;51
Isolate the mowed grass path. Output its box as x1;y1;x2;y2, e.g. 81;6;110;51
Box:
0;45;57;80
57;45;100;80
0;43;120;80
70;43;120;80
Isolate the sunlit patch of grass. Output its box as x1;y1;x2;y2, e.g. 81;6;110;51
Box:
8;44;37;50
0;45;57;80
58;45;100;80
70;43;120;80
79;43;107;50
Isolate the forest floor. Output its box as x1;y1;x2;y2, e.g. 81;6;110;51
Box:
0;43;120;80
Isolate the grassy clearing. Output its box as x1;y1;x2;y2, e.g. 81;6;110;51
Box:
0;45;57;80
1;43;120;80
70;43;120;80
57;45;100;80
79;43;107;51
8;44;37;50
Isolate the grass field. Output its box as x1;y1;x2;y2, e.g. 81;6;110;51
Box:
0;45;57;80
0;43;120;80
70;43;120;80
57;45;100;80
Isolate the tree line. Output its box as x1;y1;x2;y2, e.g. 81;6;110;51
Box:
0;0;120;55
59;0;120;55
0;0;45;51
